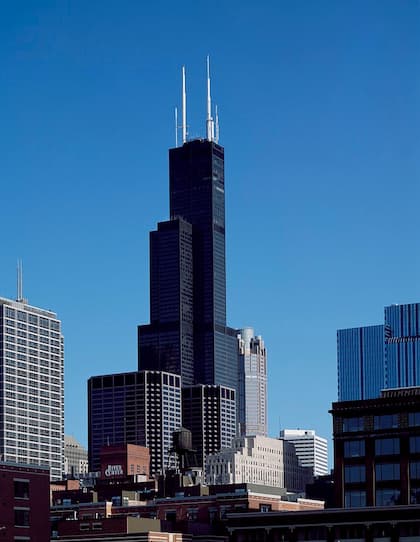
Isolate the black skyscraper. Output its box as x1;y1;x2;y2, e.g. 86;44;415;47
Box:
138;139;237;390
138;218;194;385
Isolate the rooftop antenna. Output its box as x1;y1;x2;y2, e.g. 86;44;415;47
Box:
206;55;214;142
16;259;24;303
182;66;187;144
175;107;178;147
215;105;220;143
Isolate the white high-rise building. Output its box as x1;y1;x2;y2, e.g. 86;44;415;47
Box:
237;328;267;436
205;435;312;492
279;429;328;477
0;295;64;480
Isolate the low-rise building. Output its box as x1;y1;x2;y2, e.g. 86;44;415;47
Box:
0;461;50;541
226;505;420;542
331;386;420;507
205;435;312;492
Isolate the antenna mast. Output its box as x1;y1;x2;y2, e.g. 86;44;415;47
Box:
175;107;178;147
206;56;214;142
215;105;219;143
16;259;23;303
182;66;187;144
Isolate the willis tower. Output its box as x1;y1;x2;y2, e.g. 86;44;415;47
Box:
138;61;237;391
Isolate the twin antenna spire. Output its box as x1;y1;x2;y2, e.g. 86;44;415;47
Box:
175;56;219;147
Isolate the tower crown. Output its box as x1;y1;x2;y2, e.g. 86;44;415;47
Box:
175;58;219;147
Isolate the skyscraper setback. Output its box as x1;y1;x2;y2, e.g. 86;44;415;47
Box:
138;69;237;391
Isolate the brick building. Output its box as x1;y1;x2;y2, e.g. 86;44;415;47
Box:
0;461;50;541
331;386;420;507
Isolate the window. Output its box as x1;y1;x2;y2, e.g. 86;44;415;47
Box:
376;488;401;506
259;504;272;512
410;436;420;453
344;465;366;483
343;417;364;432
14;508;30;526
375;438;400;456
344;490;366;508
14;480;29;499
344;440;365;458
410;461;420;480
409;412;420;426
374;414;399;430
187;508;198;521
375;462;400;481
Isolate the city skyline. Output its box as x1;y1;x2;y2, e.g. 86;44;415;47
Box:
1;2;418;452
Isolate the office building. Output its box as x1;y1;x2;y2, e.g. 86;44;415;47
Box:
385;303;420;390
0;295;64;480
237;328;267;436
331;386;420;507
138;67;238;392
88;370;181;475
205;435;312;492
138;218;194;386
182;384;236;469
64;435;88;478
338;302;420;401
279;429;329;477
337;325;385;401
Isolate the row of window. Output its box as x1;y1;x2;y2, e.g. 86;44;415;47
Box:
342;412;420;432
345;488;402;507
344;436;420;457
4;306;60;328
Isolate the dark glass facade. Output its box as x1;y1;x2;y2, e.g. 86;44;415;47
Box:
182;384;236;469
87;370;181;475
138;218;194;385
138;139;238;391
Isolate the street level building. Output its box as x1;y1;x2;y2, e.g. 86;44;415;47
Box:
0;295;64;480
226;505;420;542
237;328;267;436
279;429;328;477
331;386;420;507
0;461;50;541
88;371;181;475
205;435;312;492
182;384;236;470
337;302;420;401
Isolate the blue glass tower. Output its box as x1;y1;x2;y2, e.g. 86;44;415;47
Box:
337;303;420;401
337;325;385;401
385;303;420;389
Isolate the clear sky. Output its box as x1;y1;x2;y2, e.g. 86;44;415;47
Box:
1;1;419;460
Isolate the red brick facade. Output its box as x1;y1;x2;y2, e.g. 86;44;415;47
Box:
100;443;150;479
0;462;50;541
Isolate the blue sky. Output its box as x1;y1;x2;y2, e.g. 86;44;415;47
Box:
1;1;419;459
